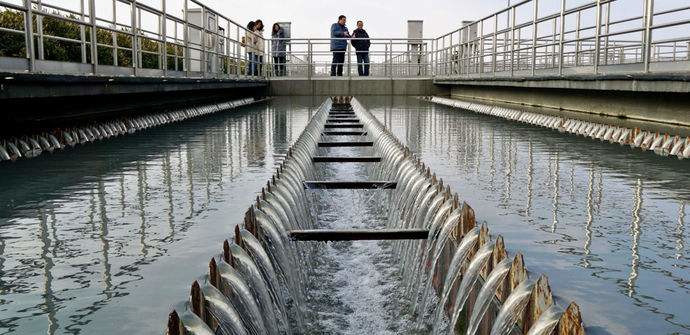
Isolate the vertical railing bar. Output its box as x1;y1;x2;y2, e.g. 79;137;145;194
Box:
531;0;538;76
161;0;167;76
558;0;565;76
112;0;118;66
36;0;44;60
575;10;581;66
593;0;602;75
509;6;510;78
131;0;138;76
23;0;35;72
604;2;611;65
643;0;654;73
492;14;498;76
201;5;206;77
88;0;98;74
479;19;484;76
80;0;86;63
183;0;189;77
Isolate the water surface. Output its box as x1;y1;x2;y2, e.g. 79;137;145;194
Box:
0;97;317;334
362;96;690;335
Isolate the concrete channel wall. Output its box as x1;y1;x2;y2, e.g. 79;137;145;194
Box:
269;78;447;96
436;76;690;129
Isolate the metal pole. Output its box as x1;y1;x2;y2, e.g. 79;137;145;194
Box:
112;0;118;66
642;0;654;73
89;0;98;74
183;0;190;77
479;19;485;75
510;7;516;77
558;0;565;76
492;14;498;76
593;0;602;74
23;0;35;72
347;40;351;78
531;0;538;76
201;6;207;77
575;11;581;66
604;2;611;65
36;0;44;60
80;0;87;63
131;0;139;76
161;0;167;75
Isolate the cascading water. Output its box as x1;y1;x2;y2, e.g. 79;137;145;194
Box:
165;97;586;335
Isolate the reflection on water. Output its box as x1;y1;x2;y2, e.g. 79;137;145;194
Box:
0;97;316;335
362;96;690;335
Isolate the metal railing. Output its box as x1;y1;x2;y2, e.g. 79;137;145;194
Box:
264;38;433;79
1;0;689;82
0;0;265;79
433;0;690;79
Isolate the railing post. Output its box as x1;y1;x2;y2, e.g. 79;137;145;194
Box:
347;41;351;78
492;14;497;77
510;6;516;78
36;0;44;60
89;0;98;74
642;0;654;73
558;0;565;76
112;0;118;67
183;0;190;77
23;0;35;72
604;2;611;65
132;0;139;76
389;39;393;79
593;0;602;75
161;0;167;76
531;0;538;76
575;11;581;66
479;19;484;76
80;0;87;64
236;25;240;78
201;6;207;77
307;40;312;80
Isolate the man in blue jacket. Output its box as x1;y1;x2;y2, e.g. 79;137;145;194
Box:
351;20;371;76
330;15;350;76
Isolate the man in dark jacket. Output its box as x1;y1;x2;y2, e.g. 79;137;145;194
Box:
351;20;371;76
330;15;350;76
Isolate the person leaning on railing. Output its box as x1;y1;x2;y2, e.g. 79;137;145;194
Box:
351;20;371;76
271;23;287;77
330;15;350;76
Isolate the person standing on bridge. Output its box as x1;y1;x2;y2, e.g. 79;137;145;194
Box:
271;23;287;76
242;21;256;76
330;15;350;76
351;20;371;76
252;20;266;76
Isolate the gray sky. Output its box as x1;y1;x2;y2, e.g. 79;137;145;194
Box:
202;0;513;39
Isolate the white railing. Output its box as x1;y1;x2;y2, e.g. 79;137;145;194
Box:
0;0;264;79
433;0;690;79
1;0;690;82
264;38;433;79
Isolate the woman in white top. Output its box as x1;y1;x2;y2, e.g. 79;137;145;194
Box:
252;20;265;76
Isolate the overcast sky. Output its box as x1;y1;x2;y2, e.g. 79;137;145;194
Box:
201;0;513;39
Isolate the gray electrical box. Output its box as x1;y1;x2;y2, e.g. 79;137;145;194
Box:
407;20;423;43
275;22;291;39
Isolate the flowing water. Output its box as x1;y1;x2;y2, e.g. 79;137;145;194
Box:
0;97;317;335
361;96;690;335
1;95;689;335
